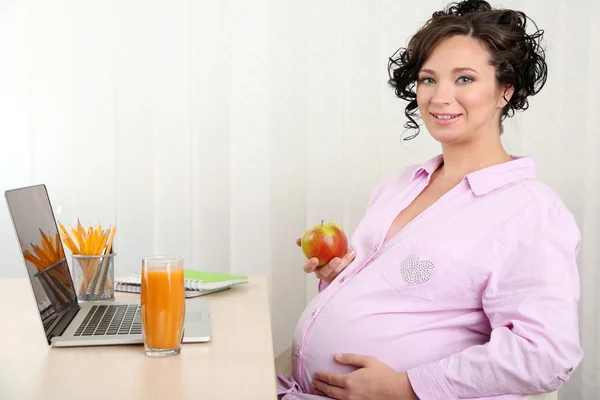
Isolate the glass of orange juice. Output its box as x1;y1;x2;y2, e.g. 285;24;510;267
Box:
140;256;186;357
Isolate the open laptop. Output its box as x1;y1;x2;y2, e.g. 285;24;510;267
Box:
4;184;212;347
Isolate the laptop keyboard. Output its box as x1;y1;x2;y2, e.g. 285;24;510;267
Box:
74;305;142;336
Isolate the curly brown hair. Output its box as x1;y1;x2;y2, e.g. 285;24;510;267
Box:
387;0;548;139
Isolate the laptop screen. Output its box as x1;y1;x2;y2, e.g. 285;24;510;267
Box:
4;184;78;342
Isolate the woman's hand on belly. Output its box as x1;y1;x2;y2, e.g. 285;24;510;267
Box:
312;353;418;400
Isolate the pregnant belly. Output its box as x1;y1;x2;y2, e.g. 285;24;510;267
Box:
292;303;487;394
292;310;430;393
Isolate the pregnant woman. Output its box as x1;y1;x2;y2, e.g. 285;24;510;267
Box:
277;1;583;399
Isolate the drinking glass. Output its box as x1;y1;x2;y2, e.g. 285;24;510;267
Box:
140;256;185;357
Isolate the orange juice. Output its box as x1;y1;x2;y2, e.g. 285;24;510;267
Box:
140;268;185;350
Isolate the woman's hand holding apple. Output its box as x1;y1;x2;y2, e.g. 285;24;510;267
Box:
296;238;356;283
296;221;356;284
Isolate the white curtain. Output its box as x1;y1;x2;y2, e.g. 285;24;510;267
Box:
0;1;597;398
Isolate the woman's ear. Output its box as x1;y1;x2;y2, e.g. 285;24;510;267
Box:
498;84;514;108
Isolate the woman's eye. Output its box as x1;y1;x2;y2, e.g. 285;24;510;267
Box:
458;76;474;84
420;77;435;84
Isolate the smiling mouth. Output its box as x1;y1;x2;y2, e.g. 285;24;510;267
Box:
431;113;462;120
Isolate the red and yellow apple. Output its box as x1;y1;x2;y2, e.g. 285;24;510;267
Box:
301;220;348;267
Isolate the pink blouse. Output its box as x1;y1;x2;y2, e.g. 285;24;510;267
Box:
277;154;583;400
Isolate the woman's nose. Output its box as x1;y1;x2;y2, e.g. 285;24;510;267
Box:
430;82;454;105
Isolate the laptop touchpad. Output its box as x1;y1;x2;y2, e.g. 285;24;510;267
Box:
186;311;203;323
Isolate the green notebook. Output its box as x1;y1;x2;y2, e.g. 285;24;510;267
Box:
116;270;248;292
183;270;248;290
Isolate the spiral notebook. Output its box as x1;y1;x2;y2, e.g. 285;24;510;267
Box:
114;270;248;298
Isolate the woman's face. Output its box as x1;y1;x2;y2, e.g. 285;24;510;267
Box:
416;35;512;144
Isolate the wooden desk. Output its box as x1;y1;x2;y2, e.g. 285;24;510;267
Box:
0;276;277;400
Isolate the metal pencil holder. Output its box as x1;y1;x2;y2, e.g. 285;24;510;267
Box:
72;253;116;301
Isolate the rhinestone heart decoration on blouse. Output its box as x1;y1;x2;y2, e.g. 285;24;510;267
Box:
400;254;436;285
